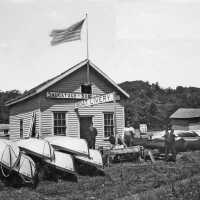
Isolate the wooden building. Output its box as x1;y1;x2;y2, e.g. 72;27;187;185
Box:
6;59;129;148
0;124;9;139
170;108;200;131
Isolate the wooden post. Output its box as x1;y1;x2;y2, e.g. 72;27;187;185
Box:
86;13;90;84
113;92;117;138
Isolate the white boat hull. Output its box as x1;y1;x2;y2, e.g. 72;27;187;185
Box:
75;149;103;168
45;136;89;157
15;138;54;160
45;151;76;175
0;139;20;169
13;153;36;180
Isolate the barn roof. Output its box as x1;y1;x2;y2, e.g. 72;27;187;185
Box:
6;59;129;106
170;108;200;119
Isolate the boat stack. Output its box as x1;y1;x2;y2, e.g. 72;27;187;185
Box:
0;136;103;187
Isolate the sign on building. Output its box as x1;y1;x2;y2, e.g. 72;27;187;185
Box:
46;91;98;99
139;124;147;133
75;92;116;109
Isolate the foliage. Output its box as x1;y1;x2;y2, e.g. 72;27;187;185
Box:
1;81;200;129
0;90;22;123
119;81;200;130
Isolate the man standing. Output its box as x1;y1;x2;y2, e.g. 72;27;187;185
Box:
88;122;98;149
124;123;135;147
164;127;176;161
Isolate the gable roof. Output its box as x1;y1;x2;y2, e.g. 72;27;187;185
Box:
170;108;200;119
6;59;129;106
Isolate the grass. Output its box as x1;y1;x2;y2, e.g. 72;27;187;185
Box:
1;151;200;199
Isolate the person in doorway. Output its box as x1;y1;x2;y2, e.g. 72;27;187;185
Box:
88;122;98;149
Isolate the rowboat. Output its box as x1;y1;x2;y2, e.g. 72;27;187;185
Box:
45;136;89;157
45;150;76;175
0;139;20;169
15;138;55;160
75;149;103;168
13;153;36;181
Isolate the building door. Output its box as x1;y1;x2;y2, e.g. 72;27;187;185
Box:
80;117;92;141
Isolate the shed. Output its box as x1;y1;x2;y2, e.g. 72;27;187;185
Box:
170;108;200;131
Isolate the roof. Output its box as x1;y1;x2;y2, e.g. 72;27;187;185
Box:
6;59;129;106
170;108;200;119
0;124;9;130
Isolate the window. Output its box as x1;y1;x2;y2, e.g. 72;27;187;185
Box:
20;119;23;138
53;112;66;135
104;113;114;137
4;130;8;135
81;84;92;94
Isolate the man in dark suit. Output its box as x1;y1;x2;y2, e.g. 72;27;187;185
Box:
88;122;98;149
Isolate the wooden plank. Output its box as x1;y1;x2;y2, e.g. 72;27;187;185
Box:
148;150;156;163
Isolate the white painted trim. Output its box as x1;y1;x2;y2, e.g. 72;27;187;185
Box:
65;112;68;136
51;111;68;136
51;111;54;136
39;108;42;138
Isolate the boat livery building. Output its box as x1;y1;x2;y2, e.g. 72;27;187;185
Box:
6;60;129;147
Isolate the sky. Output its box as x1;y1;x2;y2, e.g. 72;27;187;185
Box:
1;0;200;92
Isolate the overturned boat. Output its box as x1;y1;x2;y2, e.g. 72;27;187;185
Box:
13;153;36;182
15;138;55;161
45;136;89;157
0;139;20;170
75;149;103;168
45;150;76;178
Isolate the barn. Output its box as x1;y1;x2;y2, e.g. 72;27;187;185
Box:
5;59;129;148
170;108;200;131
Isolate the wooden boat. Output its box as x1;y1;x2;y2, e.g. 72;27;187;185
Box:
45;150;76;175
0;139;20;169
45;136;89;157
75;149;103;168
15;138;55;160
13;153;36;181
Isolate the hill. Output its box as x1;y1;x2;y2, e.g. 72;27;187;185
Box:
119;81;200;130
0;90;22;123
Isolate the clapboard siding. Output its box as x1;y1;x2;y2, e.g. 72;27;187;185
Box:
9;95;41;116
48;65;114;95
9;95;41;139
189;123;200;130
40;100;124;148
9;109;40;140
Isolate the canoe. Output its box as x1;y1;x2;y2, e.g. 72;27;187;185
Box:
75;149;103;168
0;139;20;169
15;138;55;160
13;153;36;181
45;150;76;175
45;136;89;157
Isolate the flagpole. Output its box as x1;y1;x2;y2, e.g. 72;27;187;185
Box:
86;13;90;84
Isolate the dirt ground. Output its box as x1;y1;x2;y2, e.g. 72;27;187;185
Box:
1;151;200;200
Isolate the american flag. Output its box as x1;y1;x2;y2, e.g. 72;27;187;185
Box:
50;18;85;46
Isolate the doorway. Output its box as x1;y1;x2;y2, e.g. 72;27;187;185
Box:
80;116;92;140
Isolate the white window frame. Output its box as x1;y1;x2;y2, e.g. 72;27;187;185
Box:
19;119;23;139
103;112;114;138
53;111;67;136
